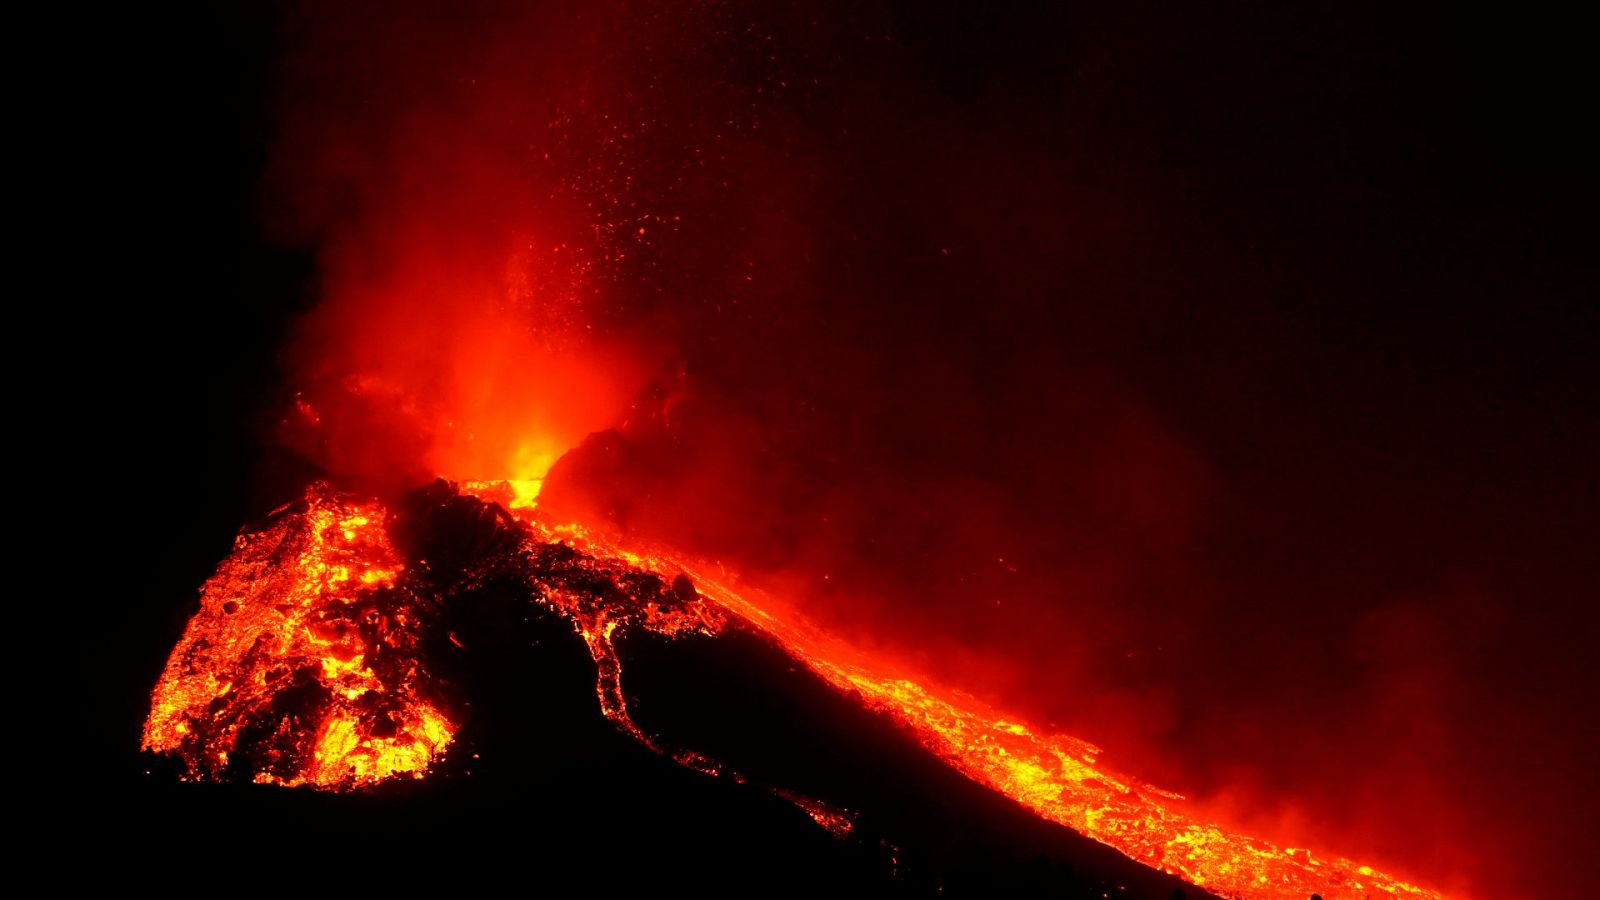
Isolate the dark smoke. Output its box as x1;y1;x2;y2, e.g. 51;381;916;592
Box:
263;2;1595;895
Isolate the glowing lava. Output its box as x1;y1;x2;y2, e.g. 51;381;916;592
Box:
464;479;1445;900
143;486;453;788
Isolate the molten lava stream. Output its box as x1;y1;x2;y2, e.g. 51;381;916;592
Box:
463;481;1444;900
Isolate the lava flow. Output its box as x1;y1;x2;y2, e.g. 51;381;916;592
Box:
470;481;1445;900
144;485;453;788
146;478;1441;899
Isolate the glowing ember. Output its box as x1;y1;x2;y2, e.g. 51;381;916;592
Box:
143;485;454;789
774;788;857;839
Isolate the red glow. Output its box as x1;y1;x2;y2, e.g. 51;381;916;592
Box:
283;229;643;494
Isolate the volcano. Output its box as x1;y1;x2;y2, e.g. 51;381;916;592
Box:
138;479;1438;898
133;480;1198;895
81;3;1595;897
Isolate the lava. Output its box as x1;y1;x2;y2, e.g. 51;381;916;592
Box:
467;479;1445;900
143;485;454;789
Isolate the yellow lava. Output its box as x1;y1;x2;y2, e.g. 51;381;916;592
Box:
144;486;453;789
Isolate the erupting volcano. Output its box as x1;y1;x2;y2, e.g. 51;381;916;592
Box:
145;471;1441;898
106;3;1597;898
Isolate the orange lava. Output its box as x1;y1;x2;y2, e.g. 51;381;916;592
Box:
143;486;454;788
465;479;1444;900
